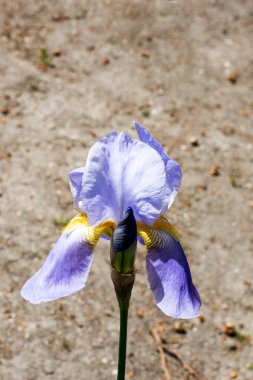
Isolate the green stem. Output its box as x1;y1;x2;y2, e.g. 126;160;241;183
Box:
117;304;129;380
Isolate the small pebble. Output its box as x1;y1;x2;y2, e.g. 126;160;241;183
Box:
230;370;238;379
1;107;9;115
228;344;238;351
136;308;145;318
76;320;84;328
103;56;110;65
226;69;239;84
0;151;12;159
87;45;95;51
173;321;186;334
209;165;220;176
140;50;150;58
189;136;199;147
224;323;236;337
198;315;205;323
53;48;62;57
43;360;55;375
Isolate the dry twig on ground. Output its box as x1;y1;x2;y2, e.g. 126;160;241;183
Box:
150;326;206;380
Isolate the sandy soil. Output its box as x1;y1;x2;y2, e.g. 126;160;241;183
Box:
0;1;253;379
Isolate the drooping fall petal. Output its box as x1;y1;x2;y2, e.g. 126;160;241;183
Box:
138;218;201;318
20;214;113;304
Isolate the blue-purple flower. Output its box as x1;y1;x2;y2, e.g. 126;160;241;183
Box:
21;122;201;318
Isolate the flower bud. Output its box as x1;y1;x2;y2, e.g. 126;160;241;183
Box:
110;207;137;274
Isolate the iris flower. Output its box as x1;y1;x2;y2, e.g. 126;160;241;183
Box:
21;122;201;318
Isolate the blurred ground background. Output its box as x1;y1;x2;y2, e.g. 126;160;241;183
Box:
0;1;253;379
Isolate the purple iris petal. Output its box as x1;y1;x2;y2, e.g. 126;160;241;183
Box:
20;227;93;304
69;167;85;209
146;234;201;318
80;132;166;226
134;121;182;212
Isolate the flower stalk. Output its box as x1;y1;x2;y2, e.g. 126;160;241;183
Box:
110;207;137;379
111;270;135;380
118;304;129;380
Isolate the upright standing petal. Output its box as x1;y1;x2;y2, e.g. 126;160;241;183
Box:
20;214;109;304
138;218;201;318
80;132;166;226
69;167;85;209
134;121;182;212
